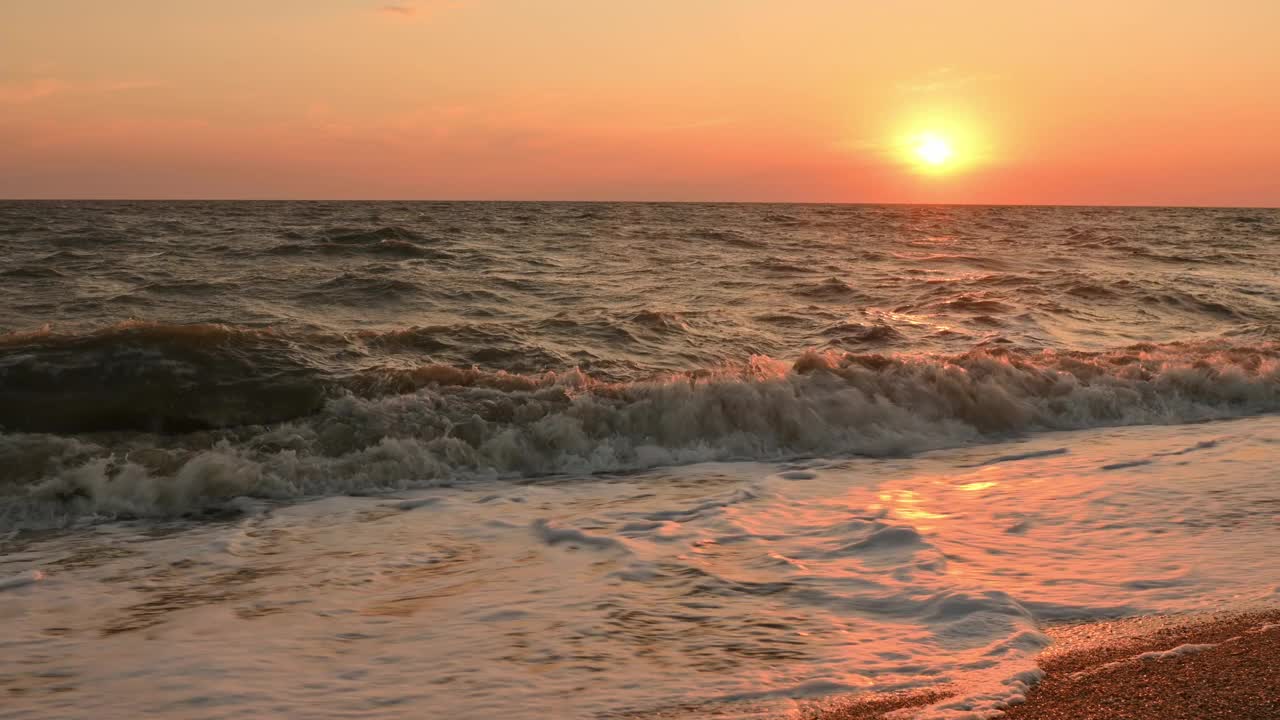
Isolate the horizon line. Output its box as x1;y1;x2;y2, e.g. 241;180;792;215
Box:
2;198;1278;210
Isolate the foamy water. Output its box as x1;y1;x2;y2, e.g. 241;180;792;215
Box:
4;419;1279;718
1;202;1279;717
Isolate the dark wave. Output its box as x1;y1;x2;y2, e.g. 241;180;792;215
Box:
795;277;863;299
0;322;328;434
1063;282;1122;299
3;338;1279;524
0;319;476;418
752;257;812;274
325;225;427;244
897;253;1011;271
6;320;1279;441
267;240;450;259
761;212;803;225
305;273;423;299
628;310;691;332
920;294;1018;315
259;225;452;259
819;322;905;344
0;266;67;279
691;228;765;248
1142;291;1247;319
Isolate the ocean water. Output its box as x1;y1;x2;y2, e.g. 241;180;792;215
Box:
2;201;1279;718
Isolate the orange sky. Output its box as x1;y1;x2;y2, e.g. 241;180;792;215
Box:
2;1;1278;205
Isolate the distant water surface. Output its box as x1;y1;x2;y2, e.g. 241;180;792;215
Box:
4;202;1278;373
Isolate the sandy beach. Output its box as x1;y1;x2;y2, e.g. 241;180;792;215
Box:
813;609;1280;719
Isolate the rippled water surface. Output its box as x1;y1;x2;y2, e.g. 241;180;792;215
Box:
1;202;1279;718
4;202;1278;372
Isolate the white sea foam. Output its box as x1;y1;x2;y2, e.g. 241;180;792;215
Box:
3;342;1278;527
1134;643;1219;661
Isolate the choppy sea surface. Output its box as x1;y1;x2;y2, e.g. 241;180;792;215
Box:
2;202;1280;718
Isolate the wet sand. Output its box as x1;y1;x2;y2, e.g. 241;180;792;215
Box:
814;609;1280;720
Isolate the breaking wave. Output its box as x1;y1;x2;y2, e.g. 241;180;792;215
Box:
2;330;1279;527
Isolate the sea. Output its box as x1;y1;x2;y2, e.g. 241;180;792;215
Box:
1;201;1279;719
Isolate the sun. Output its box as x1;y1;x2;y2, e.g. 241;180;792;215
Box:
891;117;984;175
914;133;953;166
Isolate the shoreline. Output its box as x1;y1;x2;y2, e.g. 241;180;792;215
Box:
813;609;1280;719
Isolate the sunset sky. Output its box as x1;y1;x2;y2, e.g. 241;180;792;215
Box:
2;1;1278;205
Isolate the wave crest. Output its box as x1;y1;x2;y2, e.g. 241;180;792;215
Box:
3;340;1279;526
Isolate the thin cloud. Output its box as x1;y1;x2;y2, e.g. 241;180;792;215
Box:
0;78;68;104
376;1;466;22
104;80;164;93
379;4;417;16
0;78;164;105
897;67;983;94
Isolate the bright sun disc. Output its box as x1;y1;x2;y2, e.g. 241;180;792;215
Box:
915;134;953;166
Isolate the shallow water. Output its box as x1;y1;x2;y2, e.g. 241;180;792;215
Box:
1;202;1279;717
4;418;1279;718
